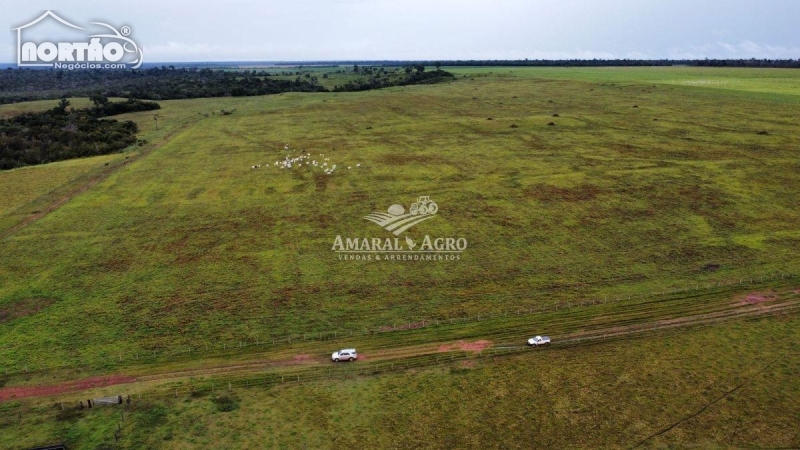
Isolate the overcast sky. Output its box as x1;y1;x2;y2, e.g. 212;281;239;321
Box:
3;0;799;62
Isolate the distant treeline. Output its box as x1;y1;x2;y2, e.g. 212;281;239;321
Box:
87;95;161;117
0;67;327;105
0;98;151;170
432;59;800;68
279;59;800;68
0;66;457;104
333;66;455;92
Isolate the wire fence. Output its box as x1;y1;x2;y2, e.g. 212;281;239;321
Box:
1;295;798;435
9;297;800;408
0;271;795;378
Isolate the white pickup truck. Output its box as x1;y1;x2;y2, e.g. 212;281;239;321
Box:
527;335;551;347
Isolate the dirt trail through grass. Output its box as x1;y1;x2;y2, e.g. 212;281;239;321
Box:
1;297;796;402
0;375;136;402
0;120;195;240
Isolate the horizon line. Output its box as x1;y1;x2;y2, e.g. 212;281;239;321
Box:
2;57;799;65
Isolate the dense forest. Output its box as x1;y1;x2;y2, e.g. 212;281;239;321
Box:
0;67;327;104
0;66;457;105
0;98;152;170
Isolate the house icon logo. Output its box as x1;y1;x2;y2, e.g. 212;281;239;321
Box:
12;11;143;69
363;196;439;236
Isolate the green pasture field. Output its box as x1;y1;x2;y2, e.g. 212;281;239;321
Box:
1;67;799;372
448;66;800;96
0;66;799;448
0;98;99;118
0;153;119;225
2;312;798;449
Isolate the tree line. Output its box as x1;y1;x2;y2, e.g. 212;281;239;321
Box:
333;65;455;92
0;67;327;105
267;59;800;68
0;66;457;105
0;97;156;170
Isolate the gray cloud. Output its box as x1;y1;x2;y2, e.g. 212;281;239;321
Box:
2;0;799;62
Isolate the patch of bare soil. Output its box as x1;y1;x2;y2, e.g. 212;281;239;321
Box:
738;291;778;306
437;340;492;353
0;375;136;402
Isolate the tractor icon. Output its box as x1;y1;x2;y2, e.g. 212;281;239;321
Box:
409;196;438;216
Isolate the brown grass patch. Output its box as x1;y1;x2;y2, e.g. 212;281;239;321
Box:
379;153;446;166
525;184;603;203
0;297;56;323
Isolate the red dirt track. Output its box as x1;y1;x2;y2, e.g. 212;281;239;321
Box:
2;297;797;403
437;340;492;353
0;375;136;402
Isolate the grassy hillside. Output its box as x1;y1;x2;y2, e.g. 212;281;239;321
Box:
0;66;799;448
0;68;799;374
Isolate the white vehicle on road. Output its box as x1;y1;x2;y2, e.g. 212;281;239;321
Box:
331;348;357;362
527;336;551;347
